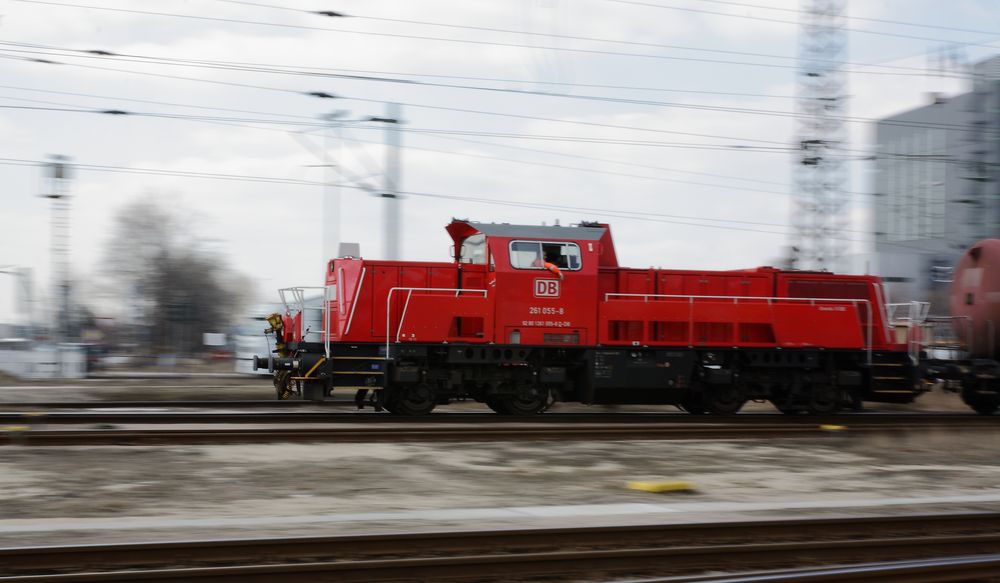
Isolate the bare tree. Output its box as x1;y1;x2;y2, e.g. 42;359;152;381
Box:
101;198;250;355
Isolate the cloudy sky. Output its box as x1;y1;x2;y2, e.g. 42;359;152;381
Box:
0;0;995;324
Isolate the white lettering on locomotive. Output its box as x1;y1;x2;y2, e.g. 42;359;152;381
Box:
534;278;560;298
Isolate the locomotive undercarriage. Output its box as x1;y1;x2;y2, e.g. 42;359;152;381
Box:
256;342;926;416
923;358;1000;415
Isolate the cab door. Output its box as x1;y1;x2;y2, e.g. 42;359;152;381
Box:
493;238;597;346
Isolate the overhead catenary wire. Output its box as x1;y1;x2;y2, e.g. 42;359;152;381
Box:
689;0;1000;37
602;0;1000;48
0;156;796;230
0;84;810;194
0;46;791;147
2;101;960;164
0;90;982;166
212;0;951;76
2;43;995;139
0;41;813;102
0;156;941;252
0;103;800;154
5;0;981;78
0;81;932;197
0;90;884;204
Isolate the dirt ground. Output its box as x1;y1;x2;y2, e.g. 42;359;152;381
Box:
3;427;1000;546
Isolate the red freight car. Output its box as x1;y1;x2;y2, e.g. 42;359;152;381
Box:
255;219;928;415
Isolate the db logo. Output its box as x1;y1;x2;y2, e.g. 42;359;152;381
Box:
534;279;560;297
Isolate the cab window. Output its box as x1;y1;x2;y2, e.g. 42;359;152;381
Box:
509;241;581;270
459;234;487;264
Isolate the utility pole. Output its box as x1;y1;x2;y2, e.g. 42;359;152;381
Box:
372;103;402;260
790;0;848;271
42;155;71;342
320;110;349;264
302;93;405;262
0;266;34;340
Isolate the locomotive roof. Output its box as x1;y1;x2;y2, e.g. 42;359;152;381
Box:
461;221;607;241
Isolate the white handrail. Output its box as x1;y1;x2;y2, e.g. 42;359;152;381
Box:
343;267;366;337
323;284;333;359
277;286;326;344
385;287;488;358
886;301;931;364
603;292;872;364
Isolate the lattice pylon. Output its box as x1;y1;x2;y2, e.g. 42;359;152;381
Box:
790;0;848;271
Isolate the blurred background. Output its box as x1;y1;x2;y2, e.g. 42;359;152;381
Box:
0;0;997;377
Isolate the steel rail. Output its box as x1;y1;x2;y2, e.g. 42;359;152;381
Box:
1;418;996;446
3;515;1000;581
627;554;1000;582
0;407;996;425
5;514;1000;572
0;399;360;409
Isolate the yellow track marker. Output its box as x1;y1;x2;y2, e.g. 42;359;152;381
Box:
626;481;694;493
819;424;847;431
2;425;30;432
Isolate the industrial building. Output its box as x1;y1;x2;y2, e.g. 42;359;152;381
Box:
873;55;1000;309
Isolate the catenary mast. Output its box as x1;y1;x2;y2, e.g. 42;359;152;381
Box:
790;0;848;271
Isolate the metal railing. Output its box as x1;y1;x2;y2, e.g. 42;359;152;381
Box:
603;292;873;364
278;285;334;358
886;301;930;364
385;287;488;358
924;316;974;359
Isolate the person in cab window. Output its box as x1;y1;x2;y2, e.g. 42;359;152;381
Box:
533;248;563;280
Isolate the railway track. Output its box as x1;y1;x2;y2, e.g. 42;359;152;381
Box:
0;414;997;446
0;408;997;445
0;399;358;409
0;407;996;424
3;513;1000;581
633;555;1000;582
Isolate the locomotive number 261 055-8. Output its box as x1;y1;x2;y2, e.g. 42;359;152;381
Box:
528;306;565;315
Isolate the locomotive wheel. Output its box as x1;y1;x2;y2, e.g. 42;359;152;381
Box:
962;376;999;415
705;385;745;415
807;385;841;415
274;371;300;400
501;388;547;416
391;384;436;416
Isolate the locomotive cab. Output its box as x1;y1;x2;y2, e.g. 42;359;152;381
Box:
447;220;607;347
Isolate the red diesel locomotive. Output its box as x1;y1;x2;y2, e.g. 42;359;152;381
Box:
254;219;970;415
